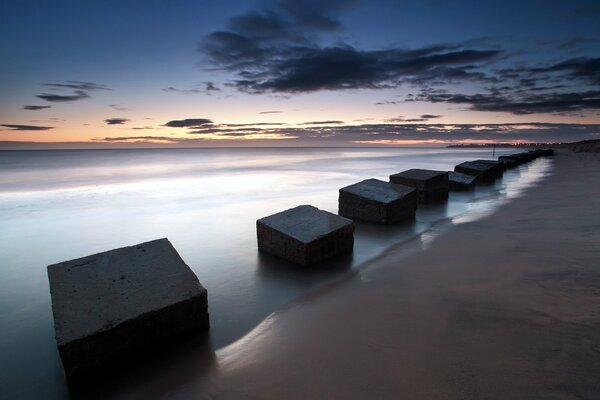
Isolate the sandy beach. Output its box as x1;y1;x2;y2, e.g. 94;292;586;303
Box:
159;149;600;399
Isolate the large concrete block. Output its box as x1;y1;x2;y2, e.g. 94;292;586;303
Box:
454;161;501;184
472;160;505;176
389;169;449;203
498;155;523;167
448;171;478;191
540;148;554;156
339;178;417;224
497;156;519;168
47;238;208;378
257;205;354;266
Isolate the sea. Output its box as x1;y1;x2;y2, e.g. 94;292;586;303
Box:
0;147;552;399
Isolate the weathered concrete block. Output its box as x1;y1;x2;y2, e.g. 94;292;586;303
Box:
501;153;533;164
498;155;524;166
472;160;505;175
257;205;354;266
339;178;417;224
448;171;478;191
389;169;449;203
454;160;501;184
540;148;554;156
497;156;519;168
47;238;208;378
520;151;537;161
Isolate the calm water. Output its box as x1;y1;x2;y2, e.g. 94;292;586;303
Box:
0;147;552;399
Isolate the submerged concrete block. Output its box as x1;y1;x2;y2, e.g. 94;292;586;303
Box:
257;205;354;266
389;169;449;203
47;238;208;378
448;171;478;191
339;178;417;224
454;161;501;184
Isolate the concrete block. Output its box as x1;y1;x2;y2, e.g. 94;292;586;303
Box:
498;155;524;166
339;178;417;224
472;160;505;176
389;169;449;203
454;160;501;184
257;205;354;266
497;156;519;168
448;171;478;191
47;238;208;378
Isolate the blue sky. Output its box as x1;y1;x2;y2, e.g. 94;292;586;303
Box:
1;0;599;147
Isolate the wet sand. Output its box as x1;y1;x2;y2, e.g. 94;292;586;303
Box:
172;150;600;399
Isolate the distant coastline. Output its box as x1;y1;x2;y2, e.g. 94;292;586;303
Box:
447;139;600;152
446;142;554;148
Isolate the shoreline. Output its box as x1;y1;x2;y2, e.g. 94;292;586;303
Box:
171;149;600;399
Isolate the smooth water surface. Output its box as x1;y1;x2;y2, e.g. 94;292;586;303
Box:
0;147;552;399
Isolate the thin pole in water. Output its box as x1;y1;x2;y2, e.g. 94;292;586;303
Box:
492;144;496;159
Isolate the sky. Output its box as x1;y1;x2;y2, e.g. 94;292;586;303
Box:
1;0;600;148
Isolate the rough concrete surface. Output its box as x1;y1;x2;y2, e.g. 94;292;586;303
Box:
339;178;417;224
454;161;500;184
448;171;478;190
389;169;449;203
47;238;208;377
257;205;354;266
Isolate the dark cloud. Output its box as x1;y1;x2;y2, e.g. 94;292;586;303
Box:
1;124;53;131
205;82;221;92
109;104;129;111
414;89;600;115
221;122;286;126
105;118;130;125
531;57;600;85
93;136;180;143
188;127;264;135
385;116;428;122
36;90;90;102
200;2;500;93
207;43;500;93
162;82;221;95
184;126;278;137
205;0;355;61
383;114;442;122
555;38;596;50
259;110;282;114
385;117;407;122
23;105;52;110
198;1;600;119
93;122;600;145
42;81;110;91
277;0;359;31
165;118;213;128
300;120;344;125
